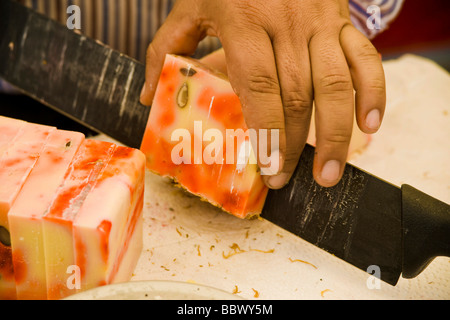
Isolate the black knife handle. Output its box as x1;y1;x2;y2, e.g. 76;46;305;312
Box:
401;184;450;279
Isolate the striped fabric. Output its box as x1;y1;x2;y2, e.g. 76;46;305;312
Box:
17;0;221;62
349;0;405;39
2;0;404;92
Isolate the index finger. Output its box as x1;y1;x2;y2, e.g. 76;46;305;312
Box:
220;28;286;179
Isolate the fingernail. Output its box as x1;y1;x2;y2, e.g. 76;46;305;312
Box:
365;109;380;131
267;172;289;189
321;160;340;183
260;149;281;176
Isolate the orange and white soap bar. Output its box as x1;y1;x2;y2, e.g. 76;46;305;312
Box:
8;129;84;300
43;140;145;299
0;116;145;300
0;116;55;300
72;142;145;295
42;139;116;300
141;54;268;219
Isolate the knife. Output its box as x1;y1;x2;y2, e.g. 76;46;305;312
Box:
1;0;449;286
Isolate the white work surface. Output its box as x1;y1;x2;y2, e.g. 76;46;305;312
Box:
100;54;450;300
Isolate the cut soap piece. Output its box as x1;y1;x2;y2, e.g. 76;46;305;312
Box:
0;115;146;300
8;129;85;300
0;116;27;300
42;139;115;300
73;144;145;293
141;54;268;219
0;120;55;300
0;116;26;158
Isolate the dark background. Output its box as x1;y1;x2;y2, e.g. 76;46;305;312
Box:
372;0;450;71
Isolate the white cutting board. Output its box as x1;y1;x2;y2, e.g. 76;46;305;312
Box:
99;54;450;300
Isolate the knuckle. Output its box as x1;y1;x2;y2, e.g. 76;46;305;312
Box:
318;73;353;93
354;42;379;62
228;0;272;31
282;91;312;120
146;43;155;59
322;130;351;146
146;42;161;63
247;72;280;96
367;78;386;94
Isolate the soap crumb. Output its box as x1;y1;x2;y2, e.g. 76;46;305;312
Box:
320;289;332;298
288;257;317;269
232;285;241;294
160;265;170;271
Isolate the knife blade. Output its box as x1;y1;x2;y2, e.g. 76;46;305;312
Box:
0;0;148;149
1;0;449;286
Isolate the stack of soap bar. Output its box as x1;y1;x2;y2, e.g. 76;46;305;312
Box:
140;54;269;219
8;129;84;300
73;144;145;295
43;140;145;300
42;139;116;300
0;116;145;300
0;118;55;300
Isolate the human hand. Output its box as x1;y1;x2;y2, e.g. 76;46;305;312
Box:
140;0;386;189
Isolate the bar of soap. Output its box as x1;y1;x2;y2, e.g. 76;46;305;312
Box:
42;139;116;300
0;116;145;300
0;117;55;300
43;140;145;299
8;129;84;300
141;54;268;219
72;143;145;295
0;116;27;300
0;116;26;157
